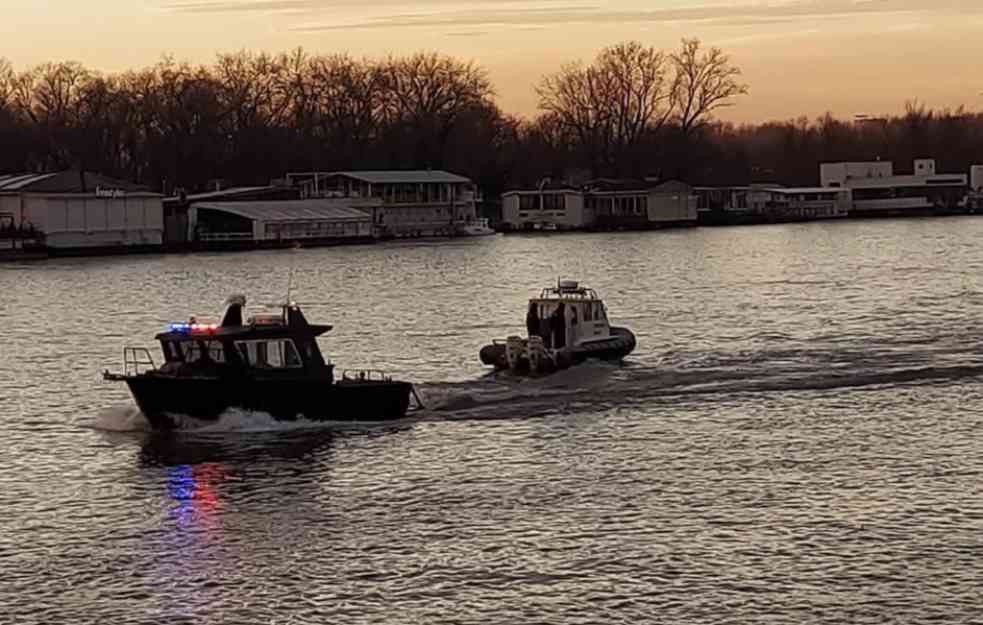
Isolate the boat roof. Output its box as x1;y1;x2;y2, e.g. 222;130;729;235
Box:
155;323;332;342
533;281;601;301
156;299;332;341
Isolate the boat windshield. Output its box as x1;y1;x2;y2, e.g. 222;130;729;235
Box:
235;339;303;369
178;340;226;364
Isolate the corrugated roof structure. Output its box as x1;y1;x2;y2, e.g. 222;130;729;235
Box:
0;173;59;191
764;186;845;194
294;170;472;185
192;199;375;223
181;186;275;202
0;170;152;193
652;180;694;194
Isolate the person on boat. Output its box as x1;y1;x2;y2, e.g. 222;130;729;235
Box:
539;308;553;348
552;302;567;349
526;303;539;338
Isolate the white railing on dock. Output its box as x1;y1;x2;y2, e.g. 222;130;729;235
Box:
197;232;254;242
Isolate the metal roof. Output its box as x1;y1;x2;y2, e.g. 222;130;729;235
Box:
192;199;375;223
178;186;275;202
0;170;152;194
0;173;59;191
760;187;845;194
294;170;472;185
844;174;968;189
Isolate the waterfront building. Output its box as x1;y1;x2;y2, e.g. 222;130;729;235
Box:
694;186;750;213
647;181;701;226
971;166;983;194
747;186;852;220
286;170;480;238
584;179;655;230
0;170;163;254
820;158;968;215
501;179;698;231
187;199;378;249
501;185;586;231
163;184;301;247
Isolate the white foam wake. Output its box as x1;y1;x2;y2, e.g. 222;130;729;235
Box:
93;404;151;432
91;403;418;433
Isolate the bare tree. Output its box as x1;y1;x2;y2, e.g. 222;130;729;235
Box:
536;59;608;173
380;52;493;166
671;38;748;136
0;58;13;109
308;54;386;167
537;41;673;175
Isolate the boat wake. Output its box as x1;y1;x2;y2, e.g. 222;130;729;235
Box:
91;404;416;434
93;337;983;431
418;339;983;420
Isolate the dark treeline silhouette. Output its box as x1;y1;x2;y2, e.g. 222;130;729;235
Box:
1;42;982;201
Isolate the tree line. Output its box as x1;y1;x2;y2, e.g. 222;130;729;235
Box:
1;42;982;202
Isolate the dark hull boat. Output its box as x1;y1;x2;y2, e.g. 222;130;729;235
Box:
479;281;637;375
104;295;422;430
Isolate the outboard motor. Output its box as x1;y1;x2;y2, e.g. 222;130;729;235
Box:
221;294;247;327
528;336;545;375
506;336;524;372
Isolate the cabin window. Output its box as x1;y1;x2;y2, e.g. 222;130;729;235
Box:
179;340;225;363
584;304;593;322
235;339;302;369
162;341;180;362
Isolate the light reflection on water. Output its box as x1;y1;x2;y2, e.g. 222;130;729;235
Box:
3;219;983;622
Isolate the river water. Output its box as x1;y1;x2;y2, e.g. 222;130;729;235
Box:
3;218;983;623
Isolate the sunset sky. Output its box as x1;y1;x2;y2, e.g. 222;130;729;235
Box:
2;0;982;123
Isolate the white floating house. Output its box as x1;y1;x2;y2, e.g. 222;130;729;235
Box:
747;186;852;220
0;171;163;253
501;179;698;231
286;170;481;238
501;186;587;230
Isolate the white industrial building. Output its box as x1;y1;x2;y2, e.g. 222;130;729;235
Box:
286;170;481;238
188;199;378;248
820;158;967;215
0;171;163;253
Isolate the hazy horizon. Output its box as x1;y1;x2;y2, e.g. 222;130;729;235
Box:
3;0;983;123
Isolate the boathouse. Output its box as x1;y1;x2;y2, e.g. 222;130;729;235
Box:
162;184;301;247
500;184;586;231
0;170;163;254
187;198;377;249
286;170;479;238
501;179;698;232
746;186;851;220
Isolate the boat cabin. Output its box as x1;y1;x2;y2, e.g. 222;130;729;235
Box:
152;296;334;379
526;281;611;350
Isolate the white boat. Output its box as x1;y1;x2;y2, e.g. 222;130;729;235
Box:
456;217;496;237
479;280;636;375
